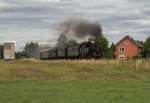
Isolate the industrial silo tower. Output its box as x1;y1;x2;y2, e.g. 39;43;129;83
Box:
3;42;15;60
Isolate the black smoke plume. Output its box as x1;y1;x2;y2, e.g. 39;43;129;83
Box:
56;19;102;47
74;21;102;38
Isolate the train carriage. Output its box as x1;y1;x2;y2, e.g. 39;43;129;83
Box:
67;47;79;58
49;49;57;59
57;48;66;58
40;38;101;59
40;49;50;60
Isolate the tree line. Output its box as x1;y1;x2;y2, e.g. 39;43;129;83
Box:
15;42;40;59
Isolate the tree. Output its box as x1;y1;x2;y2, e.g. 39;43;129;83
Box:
96;36;109;58
107;43;115;59
15;50;27;59
141;36;150;58
0;44;3;59
24;42;40;59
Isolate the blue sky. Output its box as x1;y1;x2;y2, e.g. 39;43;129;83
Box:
0;0;150;49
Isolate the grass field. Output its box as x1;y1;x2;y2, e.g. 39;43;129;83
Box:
0;80;150;103
0;59;150;103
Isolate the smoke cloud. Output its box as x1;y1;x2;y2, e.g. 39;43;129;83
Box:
74;21;102;38
56;19;103;47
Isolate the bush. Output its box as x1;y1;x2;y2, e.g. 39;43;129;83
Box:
141;36;150;58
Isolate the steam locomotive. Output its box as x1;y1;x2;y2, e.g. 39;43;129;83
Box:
40;40;101;59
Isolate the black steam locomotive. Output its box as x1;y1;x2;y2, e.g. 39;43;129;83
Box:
40;40;101;59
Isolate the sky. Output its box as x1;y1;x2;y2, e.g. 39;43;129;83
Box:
0;0;150;49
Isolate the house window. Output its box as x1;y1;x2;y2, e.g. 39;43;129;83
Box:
120;48;125;52
119;55;126;60
119;56;125;60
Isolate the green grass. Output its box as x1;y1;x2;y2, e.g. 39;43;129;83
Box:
0;59;149;103
0;80;150;103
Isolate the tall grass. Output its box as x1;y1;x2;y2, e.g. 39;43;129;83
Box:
0;59;149;80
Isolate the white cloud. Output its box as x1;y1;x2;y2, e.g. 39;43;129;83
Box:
0;2;16;8
36;0;60;2
20;0;61;3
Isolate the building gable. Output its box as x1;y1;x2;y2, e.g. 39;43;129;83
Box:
115;35;142;48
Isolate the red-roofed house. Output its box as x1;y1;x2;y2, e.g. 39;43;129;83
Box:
114;35;143;60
